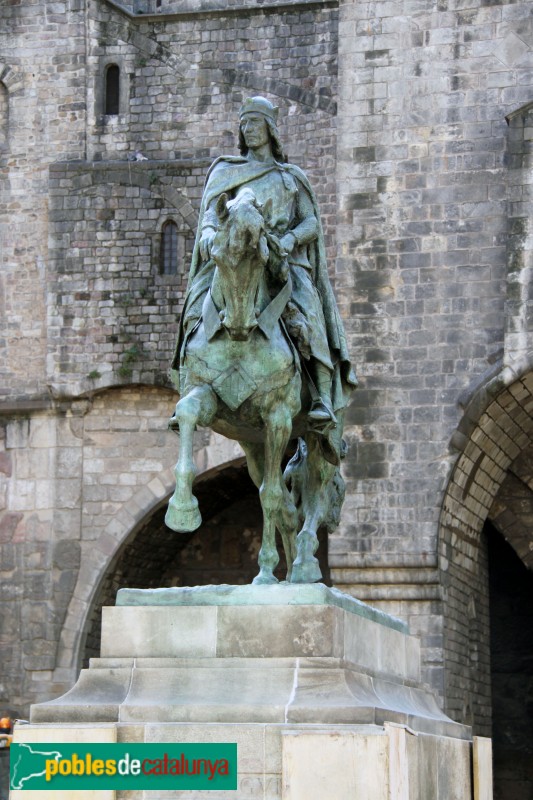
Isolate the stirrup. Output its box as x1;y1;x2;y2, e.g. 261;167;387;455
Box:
308;399;337;429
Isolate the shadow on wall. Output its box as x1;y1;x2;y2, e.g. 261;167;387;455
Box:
81;462;331;666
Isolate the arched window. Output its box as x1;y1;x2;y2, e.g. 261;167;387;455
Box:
160;220;179;275
0;82;8;148
105;65;120;116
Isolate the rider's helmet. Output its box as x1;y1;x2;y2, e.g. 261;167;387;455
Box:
239;96;279;124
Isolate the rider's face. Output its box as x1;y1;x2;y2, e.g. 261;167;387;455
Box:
241;113;271;151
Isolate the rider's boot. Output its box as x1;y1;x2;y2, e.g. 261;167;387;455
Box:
308;362;337;430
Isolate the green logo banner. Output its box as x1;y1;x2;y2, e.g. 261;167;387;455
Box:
10;742;237;791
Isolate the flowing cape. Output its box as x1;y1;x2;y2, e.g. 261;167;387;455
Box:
171;156;357;409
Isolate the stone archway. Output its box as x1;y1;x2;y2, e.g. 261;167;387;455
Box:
80;461;331;666
439;365;533;794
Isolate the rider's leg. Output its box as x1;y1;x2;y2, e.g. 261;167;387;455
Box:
308;360;337;428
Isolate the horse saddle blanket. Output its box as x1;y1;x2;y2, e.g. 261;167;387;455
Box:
212;363;258;411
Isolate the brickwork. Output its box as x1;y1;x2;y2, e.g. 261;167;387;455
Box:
490;445;533;570
504;102;533;366
47;160;200;395
0;4;87;403
439;371;533;734
330;0;533;729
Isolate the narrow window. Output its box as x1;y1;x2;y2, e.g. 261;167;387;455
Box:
160;221;179;275
0;82;8;148
105;65;120;116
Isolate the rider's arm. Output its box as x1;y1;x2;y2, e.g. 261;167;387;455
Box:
199;204;219;260
291;187;318;246
201;205;219;235
280;187;318;254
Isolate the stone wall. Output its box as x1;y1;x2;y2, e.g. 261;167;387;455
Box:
1;387;180;710
46;159;199;396
0;0;342;718
0;2;87;403
331;0;533;733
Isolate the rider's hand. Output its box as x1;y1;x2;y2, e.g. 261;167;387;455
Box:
279;231;297;255
199;228;216;261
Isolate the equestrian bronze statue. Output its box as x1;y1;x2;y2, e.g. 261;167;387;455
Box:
166;97;357;585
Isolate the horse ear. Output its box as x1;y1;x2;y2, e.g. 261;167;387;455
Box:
215;193;229;221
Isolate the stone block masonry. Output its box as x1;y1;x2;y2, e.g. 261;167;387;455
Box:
333;0;533;735
46;159;201;396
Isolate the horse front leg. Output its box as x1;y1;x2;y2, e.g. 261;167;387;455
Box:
252;401;294;585
241;440;298;582
165;384;217;533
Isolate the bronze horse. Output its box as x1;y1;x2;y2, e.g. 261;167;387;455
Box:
165;189;346;584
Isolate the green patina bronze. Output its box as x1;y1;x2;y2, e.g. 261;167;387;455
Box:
116;583;408;633
166;97;357;585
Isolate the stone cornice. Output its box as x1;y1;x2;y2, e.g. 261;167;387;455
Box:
102;0;337;22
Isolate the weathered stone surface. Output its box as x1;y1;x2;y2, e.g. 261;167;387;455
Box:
11;723;116;800
13;720;475;800
101;605;218;658
109;588;414;675
32;601;468;741
473;736;493;800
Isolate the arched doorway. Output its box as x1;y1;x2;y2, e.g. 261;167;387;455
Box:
487;521;533;800
439;367;533;798
82;461;331;665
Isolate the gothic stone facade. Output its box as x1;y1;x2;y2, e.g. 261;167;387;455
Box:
1;0;532;795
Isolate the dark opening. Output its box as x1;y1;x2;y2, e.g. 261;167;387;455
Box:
105;65;120;116
160;220;179;275
487;521;533;800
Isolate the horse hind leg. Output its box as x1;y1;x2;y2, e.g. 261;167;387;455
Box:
165;384;217;533
290;432;336;584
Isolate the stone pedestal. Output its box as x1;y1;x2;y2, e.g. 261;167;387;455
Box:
20;584;490;799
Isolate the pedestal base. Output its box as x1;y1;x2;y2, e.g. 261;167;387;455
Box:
22;584;491;799
13;721;489;800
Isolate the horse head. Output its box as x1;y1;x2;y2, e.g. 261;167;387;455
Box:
210;189;270;341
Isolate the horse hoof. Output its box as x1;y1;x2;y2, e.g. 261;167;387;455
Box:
290;557;322;584
165;501;202;532
252;571;279;585
290;528;322;583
